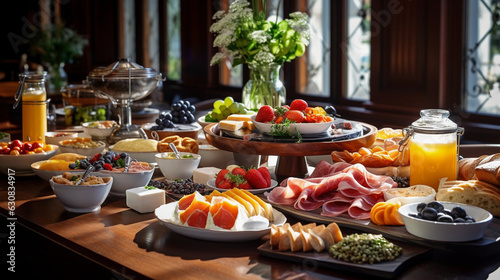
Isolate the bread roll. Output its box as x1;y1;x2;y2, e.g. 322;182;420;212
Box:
458;153;500;186
436;178;500;217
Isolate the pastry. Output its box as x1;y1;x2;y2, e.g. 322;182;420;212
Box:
157;135;199;154
458;154;500;186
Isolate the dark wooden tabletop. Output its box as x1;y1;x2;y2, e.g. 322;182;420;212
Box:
1;172;500;280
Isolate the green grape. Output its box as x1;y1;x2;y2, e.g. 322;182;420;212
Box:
213;100;224;109
237;103;246;113
215;113;225;121
224;96;234;107
229;103;239;114
222;108;231;118
219;105;227;113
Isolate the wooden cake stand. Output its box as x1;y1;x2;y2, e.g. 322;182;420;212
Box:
203;121;378;182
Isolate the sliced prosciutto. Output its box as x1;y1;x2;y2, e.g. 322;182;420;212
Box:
265;161;397;220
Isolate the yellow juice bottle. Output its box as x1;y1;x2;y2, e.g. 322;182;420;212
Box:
14;72;48;143
408;109;464;191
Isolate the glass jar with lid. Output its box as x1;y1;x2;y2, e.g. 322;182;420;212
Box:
14;72;48;143
405;109;464;190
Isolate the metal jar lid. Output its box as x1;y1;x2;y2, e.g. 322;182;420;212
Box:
87;58;159;79
411;109;458;134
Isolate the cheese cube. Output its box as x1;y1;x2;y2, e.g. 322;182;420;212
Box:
193;167;222;185
227;114;254;122
243;121;256;130
219;120;244;131
126;186;165;213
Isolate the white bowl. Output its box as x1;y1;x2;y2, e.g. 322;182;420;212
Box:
45;132;78;145
0;146;59;175
398;202;493;242
250;115;334;135
92;165;155;197
155;152;201;180
197;115;217;128
32;160;85;181
82;121;117;139
58;140;106;157
49;175;113;213
198;144;234;169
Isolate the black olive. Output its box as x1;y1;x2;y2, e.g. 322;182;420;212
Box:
454;217;465;223
442;209;454;217
421;207;438;221
416;202;427;214
465;215;476;223
437;214;454;223
427;201;445;213
451;206;467;219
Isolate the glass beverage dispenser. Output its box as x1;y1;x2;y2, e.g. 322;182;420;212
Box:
405;109;464;190
13;72;48;143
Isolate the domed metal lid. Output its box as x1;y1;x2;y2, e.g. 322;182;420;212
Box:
411;109;458;134
88;58;159;79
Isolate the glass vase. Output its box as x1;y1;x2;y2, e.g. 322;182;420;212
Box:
242;63;286;110
47;62;68;94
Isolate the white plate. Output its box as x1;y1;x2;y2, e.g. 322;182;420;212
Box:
250;115;334;135
206;178;278;194
31;160;85;181
155;202;287;242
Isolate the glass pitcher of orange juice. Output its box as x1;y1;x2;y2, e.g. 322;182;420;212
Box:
13;72;48;143
406;109;464;190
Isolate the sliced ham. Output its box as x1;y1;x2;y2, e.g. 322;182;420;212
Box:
266;177;315;205
321;193;353;217
294;187;324;211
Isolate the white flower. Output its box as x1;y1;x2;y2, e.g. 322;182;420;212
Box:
253;50;275;64
249;30;271;44
210;52;226;66
213;30;235;48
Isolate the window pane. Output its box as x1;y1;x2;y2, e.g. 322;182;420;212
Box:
167;0;181;80
296;0;331;96
465;0;500;116
345;0;371;100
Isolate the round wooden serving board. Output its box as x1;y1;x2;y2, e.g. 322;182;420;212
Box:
203;121;377;181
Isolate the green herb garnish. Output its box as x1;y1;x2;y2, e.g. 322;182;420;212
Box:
270;119;303;143
144;186;157;190
70;176;79;181
116;158;125;168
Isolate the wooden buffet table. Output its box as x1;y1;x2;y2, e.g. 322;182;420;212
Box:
2;171;500;280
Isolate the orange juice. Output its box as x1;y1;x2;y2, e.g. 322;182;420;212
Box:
410;138;457;190
22;90;47;143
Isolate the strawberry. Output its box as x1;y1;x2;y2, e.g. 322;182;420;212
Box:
218;179;232;189
215;169;229;186
290;99;308;111
244;169;268;189
237;180;253;189
231;167;246;177
284;110;305;123
255;105;275;122
257;167;271;187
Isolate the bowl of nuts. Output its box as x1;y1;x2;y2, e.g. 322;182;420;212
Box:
398;201;493;242
58;137;106;157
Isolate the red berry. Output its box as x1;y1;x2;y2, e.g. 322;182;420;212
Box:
23;142;32;151
237;181;253;190
218;179;232;189
255;105;275;122
231;167;246;177
244;169;268;189
216;169;230;186
284;110;305;123
257;167;271;187
290;99;308;111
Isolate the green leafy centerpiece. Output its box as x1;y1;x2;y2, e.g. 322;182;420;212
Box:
210;0;311;110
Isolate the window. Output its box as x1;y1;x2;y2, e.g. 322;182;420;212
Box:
465;0;500;116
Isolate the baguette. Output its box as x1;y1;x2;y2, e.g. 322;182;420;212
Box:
436;178;500;217
458;154;500;186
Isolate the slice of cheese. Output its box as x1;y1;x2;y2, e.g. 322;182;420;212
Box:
243;121;256;131
219;120;244;131
193;167;221;185
227;114;254;122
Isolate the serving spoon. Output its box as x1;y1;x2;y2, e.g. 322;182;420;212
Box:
169;143;182;159
75;165;95;185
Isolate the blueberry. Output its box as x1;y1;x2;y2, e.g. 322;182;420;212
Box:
451;206;467;219
421;207;438;221
427;201;445;213
416;203;427;214
69;163;76;169
120;152;127;158
164;113;172;121
155;118;162;125
437;214;454;223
